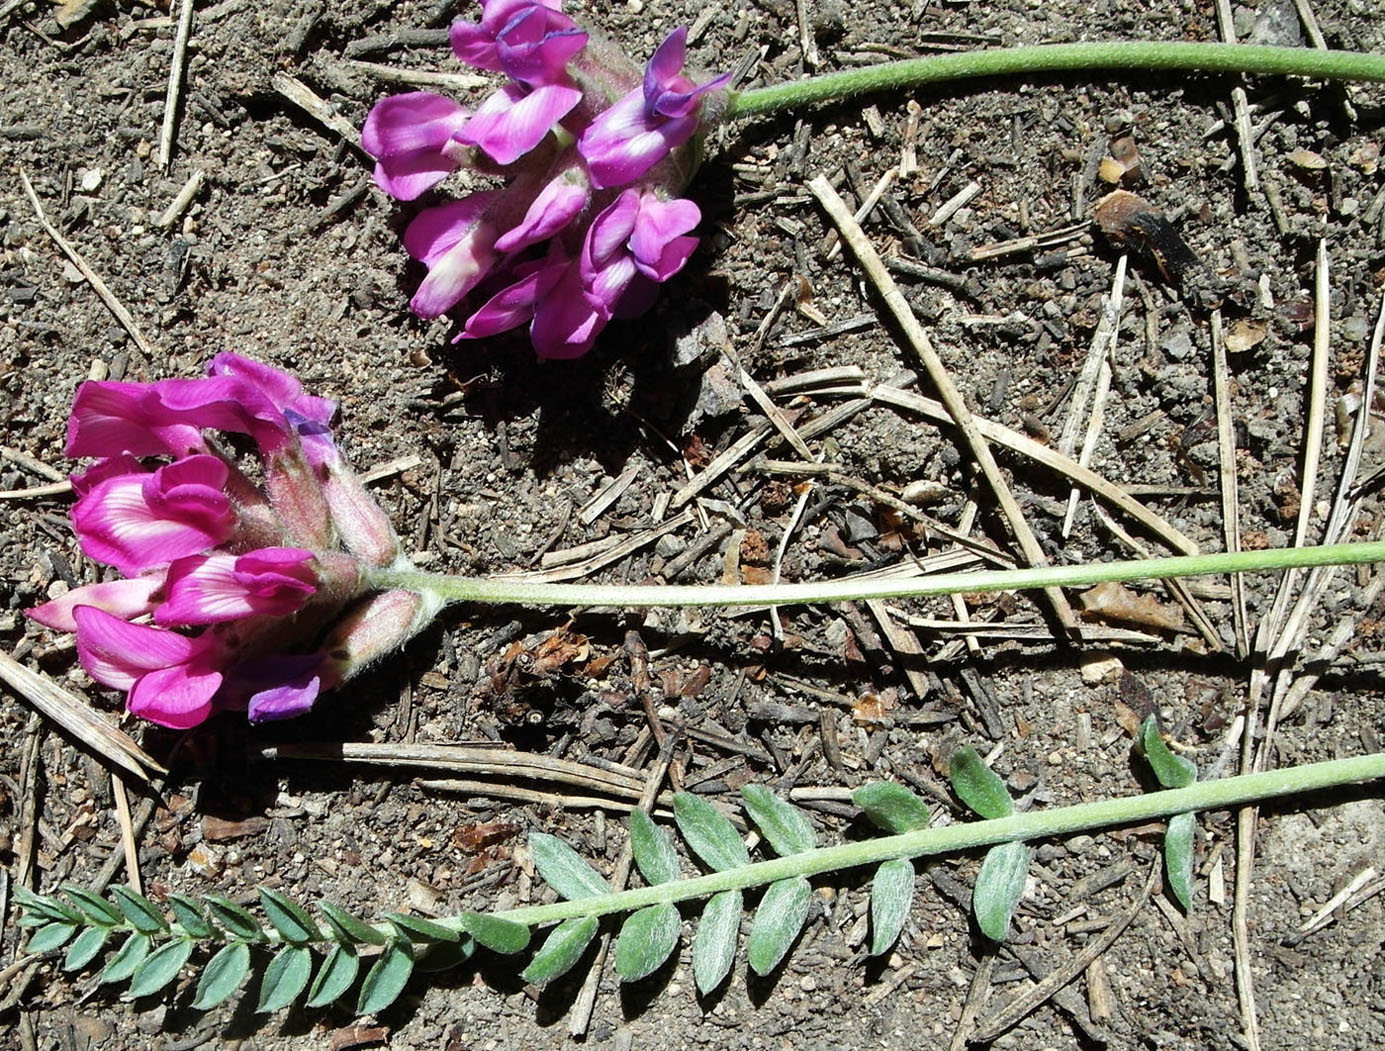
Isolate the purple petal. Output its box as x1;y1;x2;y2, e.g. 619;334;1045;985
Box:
463;268;547;339
644;26;688;95
72;455;234;575
530;262;610;359
403;193;500;266
578;90;684;188
223;654;323;722
27;576;163;634
65;381;204;459
126;662;223;729
72;605;202;689
629;195;701;280
150;375;293;453
458;83;581;166
373;152;460;201
583;190;641;271
651;71;732;120
157;548;317;626
495;6;586;86
361;92;469;157
493;176;588;253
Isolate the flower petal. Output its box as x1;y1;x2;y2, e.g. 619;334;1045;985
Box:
157;548;318;626
126;663;223;729
493;175;588;253
361;92;470;157
72;605;202;689
65;381;204;459
458;83;581;166
27;577;163;634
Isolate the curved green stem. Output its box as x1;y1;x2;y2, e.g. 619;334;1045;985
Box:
727;42;1385;119
477;751;1385;930
369;539;1385;610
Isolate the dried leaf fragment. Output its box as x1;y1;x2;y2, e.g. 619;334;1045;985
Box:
1092;190;1198;284
1078;581;1187;632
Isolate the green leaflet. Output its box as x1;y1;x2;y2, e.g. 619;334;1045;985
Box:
62;926;109;971
629;809;681;886
529;832;609;900
205;895;265;942
691;889;741;995
167;894;214;939
317;901;388;946
673;793;750;872
26;921;78;954
973;841;1030;942
127;938;194;999
747;877;813;976
193;942;251;1010
741;784;815;856
100;932;151;985
259;886;321;944
853;782;932;833
1139;716;1198;789
456;912;530;954
869;858;915;956
521;916;599;984
385;912;461;944
258;944;314;1013
1165;811;1197;910
306;943;360;1008
16;887;81;924
949;747;1015;819
60;884;123;926
110;885;168;934
614;903;681;982
358;941;414;1015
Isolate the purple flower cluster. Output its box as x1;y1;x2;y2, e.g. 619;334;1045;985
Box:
27;357;436;729
361;0;730;358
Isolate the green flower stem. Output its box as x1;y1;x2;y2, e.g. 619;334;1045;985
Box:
726;42;1385;120
369;539;1385;610
478;751;1385;931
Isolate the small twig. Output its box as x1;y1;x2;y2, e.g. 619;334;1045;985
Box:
328;58;488;92
1211;310;1251;658
19;170;157;358
811;175;1077;632
0;445;64;482
111;775;143;894
968;859;1158;1042
1214;0;1260;193
156;167;206;229
157;0;195;171
272;72;363;149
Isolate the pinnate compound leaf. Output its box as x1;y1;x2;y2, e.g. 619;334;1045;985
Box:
614;903;681;982
357;941;413;1015
673;793;750;872
193;941;251;1010
741;784;815;856
949;747;1014;820
457;913;530;954
1139;716;1198;789
110;885;168;933
1165;811;1197;911
167;894;213;939
317;901;387;946
100;932;151;984
63;927;110;971
521;916;598;984
205;895;265;942
259;887;320;944
692;889;741;995
306;943;360;1008
61;885;123;926
869;859;916;956
747;877;812;976
973;841;1030;941
385;913;460;944
629;808;680;886
127;938;194;999
529;832;609;900
853;782;932;833
258;944;313;1013
27;921;78;953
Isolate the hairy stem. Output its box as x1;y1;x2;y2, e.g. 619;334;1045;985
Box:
472;751;1385;931
369;539;1385;610
727;42;1385;119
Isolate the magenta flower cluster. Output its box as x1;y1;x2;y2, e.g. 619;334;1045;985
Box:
361;0;730;358
27;357;437;729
